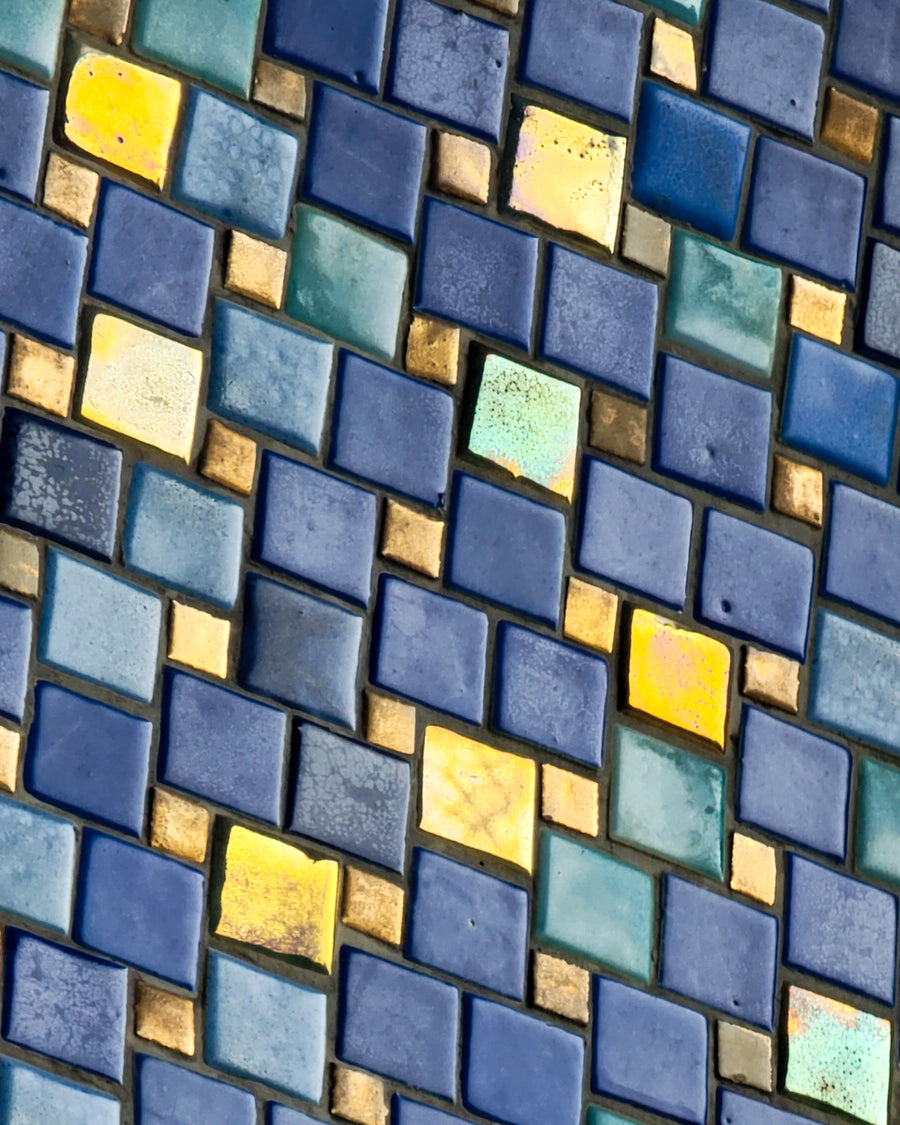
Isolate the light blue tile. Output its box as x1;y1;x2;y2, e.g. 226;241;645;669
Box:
0;1059;120;1125
0;795;75;933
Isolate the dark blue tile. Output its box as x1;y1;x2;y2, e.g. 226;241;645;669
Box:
745;139;865;287
541;244;658;400
408;849;528;999
826;483;900;627
239;573;362;727
0;408;121;560
880;116;900;235
795;0;828;9
372;575;488;724
833;0;900;104
707;0;824;138
339;948;460;1098
448;473;565;625
661;875;778;1029
416;199;539;350
305;85;425;242
656;354;772;510
738;706;849;859
256;453;376;606
782;333;898;485
26;682;151;836
394;1098;466;1125
263;0;389;92
0;593;30;723
719;1091;820;1125
463;996;584;1125
0;70;48;201
138;1055;256;1125
579;456;693;609
864;240;900;362
494;623;607;768
331;353;453;507
75;830;204;988
290;723;410;872
4;930;126;1080
631;82;750;242
160;670;287;824
786;854;897;1004
89;182;215;338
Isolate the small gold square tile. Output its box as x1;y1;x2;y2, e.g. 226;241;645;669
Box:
432;132;491;205
731;833;776;906
199;419;257;496
6;334;75;417
135;981;195;1056
772;454;823;528
68;0;131;43
622;204;671;275
0;527;39;598
789;276;846;345
717;1021;773;1092
341;867;404;946
532;951;589;1024
365;690;416;756
43;153;100;228
541;764;599;837
225;231;288;309
332;1066;388;1125
589;390;647;464
564;577;618;654
405;315;460;387
168;602;230;679
650;19;697;91
253;59;307;119
380;498;444;578
0;727;20;792
475;0;519;12
822;87;879;164
150;789;210;865
742;646;800;714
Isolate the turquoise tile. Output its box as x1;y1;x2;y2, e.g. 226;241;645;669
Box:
587;1109;640;1125
666;231;782;377
651;0;706;26
535;830;654;982
0;0;66;78
0;795;75;933
0;1059;120;1125
857;757;900;887
610;726;726;880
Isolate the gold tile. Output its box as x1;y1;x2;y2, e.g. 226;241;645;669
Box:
332;1067;388;1125
6;334;75;417
225;231;287;310
341;867;404;946
650;19;697;91
622;204;671;275
475;0;519;12
822;87;879;164
742;646;800;714
150;788;210;865
199;419;257;496
134;981;195;1056
0;527;39;598
541;764;599;837
731;833;776;906
432;132;491;205
532;951;589;1025
772;454;823;528
365;690;416;756
0;727;20;792
718;1021;773;1092
589;390;647;464
563;577;618;654
253;59;307;119
381;498;444;578
42;152;99;228
405;315;460;387
68;0;131;43
789;276;846;345
168;602;230;679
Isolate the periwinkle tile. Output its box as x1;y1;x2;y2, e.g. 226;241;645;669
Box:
880;116;900;234
0;1059;121;1125
718;1091;820;1125
857;757;900;887
393;1100;466;1125
0;71;48;201
825;483;900;626
0;794;75;932
863;241;900;361
137;1055;256;1125
263;0;389;92
833;0;900;105
269;1107;322;1125
0;594;31;722
0;0;65;77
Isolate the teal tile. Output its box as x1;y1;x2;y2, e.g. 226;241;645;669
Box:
285;206;408;360
610;726;726;880
651;0;706;26
666;230;782;377
0;1059;120;1125
857;757;900;887
587;1109;640;1125
0;0;65;78
535;830;654;982
0;795;75;933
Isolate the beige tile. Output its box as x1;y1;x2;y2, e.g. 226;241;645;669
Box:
563;577;618;654
168;602;230;679
199;419;256;496
225;231;287;309
822;87;879;164
381;498;444;578
789;276;846;345
150;788;210;865
742;646;799;713
533;951;589;1024
43;153;100;228
432;132;491;204
68;0;131;43
253;59;307;118
650;19;697;91
332;1067;388;1125
772;454;823;528
135;981;195;1055
731;833;776;906
405;315;460;387
365;690;416;756
541;764;599;836
622;204;671;275
718;1021;773;1091
0;527;39;598
589;390;647;464
474;0;519;12
0;727;20;792
6;334;75;417
341;867;404;946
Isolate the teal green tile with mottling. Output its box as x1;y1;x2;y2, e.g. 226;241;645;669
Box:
587;1108;641;1125
856;756;900;887
652;0;707;27
0;0;66;78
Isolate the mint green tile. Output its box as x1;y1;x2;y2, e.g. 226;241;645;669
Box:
535;830;654;982
286;207;408;361
666;230;782;377
610;726;725;879
856;757;900;887
0;0;65;78
587;1109;640;1125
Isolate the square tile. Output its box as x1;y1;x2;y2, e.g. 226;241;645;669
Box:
621;205;671;274
0;0;66;77
365;689;416;756
138;1057;255;1125
0;71;48;202
6;334;75;417
858;757;900;888
0;526;38;598
0;1059;119;1123
199;419;257;497
789;275;845;344
822;87;879;162
730;833;776;905
650;19;697;90
864;240;900;361
0;594;31;723
68;0;132;43
405;315;460;386
42;153;99;228
224;232;288;310
589;390;647;464
540;764;599;837
825;482;900;627
253;59;307;118
342;867;404;945
135;982;195;1056
332;1067;388;1125
0;796;74;931
381;498;444;578
833;0;900;105
742;646;800;712
431;132;491;204
771;454;823;526
717;1022;772;1092
168;600;231;680
563;577;618;653
532;952;590;1024
149;787;210;864
263;0;389;92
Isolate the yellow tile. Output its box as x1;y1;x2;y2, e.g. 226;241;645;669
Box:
541;764;599;836
789;276;846;346
199;419;257;496
225;231;287;310
68;0;131;44
508;104;626;251
405;315;460;387
563;577;618;654
216;825;339;970
532;951;590;1024
822;87;879;164
365;690;416;756
432;132;491;205
420;725;536;871
150;789;210;865
0;727;20;792
772;454;823;528
381;498;444;578
717;1021;773;1092
168;602;230;679
64;52;181;188
81;314;202;461
42;152;99;228
332;1067;388;1125
341;867;404;946
590;390;647;465
6;334;75;417
650;19;697;91
253;59;307;119
742;646;799;714
731;833;777;906
622;204;671;275
0;527;39;598
134;981;195;1056
475;0;519;12
628;609;731;748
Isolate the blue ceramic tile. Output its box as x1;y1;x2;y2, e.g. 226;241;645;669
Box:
655;354;772;510
26;682;152;836
718;1092;819;1125
305;85;426;241
389;0;508;141
541;244;658;400
0;594;31;722
0;409;122;560
174;89;299;240
631;82;750;242
75;829;204;988
739;706;850;860
290;723;411;872
407;849;529;999
782;334;899;485
785;854;897;1004
856;757;900;888
494;623;607;768
592;976;707;1125
416;199;539;350
520;0;641;121
372;576;488;724
579;457;693;610
826;483;900;627
89;182;215;338
268;1108;322;1125
209;301;333;455
653;0;706;24
263;0;389;92
206;952;327;1102
0;1059;121;1125
464;997;584;1125
0;0;66;78
745;139;865;287
239;573;362;727
661;875;777;1029
0;71;48;201
833;0;900;104
394;1099;466;1125
864;241;900;362
4;930;126;1080
124;464;244;609
707;0;823;138
339;948;460;1098
331;352;453;507
881;116;900;235
137;1055;256;1125
0;794;74;932
160;670;287;824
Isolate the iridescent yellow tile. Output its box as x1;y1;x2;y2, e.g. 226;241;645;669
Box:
789;276;846;345
628;609;731;747
420;726;536;871
508;104;626;250
216;825;338;971
64;52;181;188
81;314;202;461
650;19;698;91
